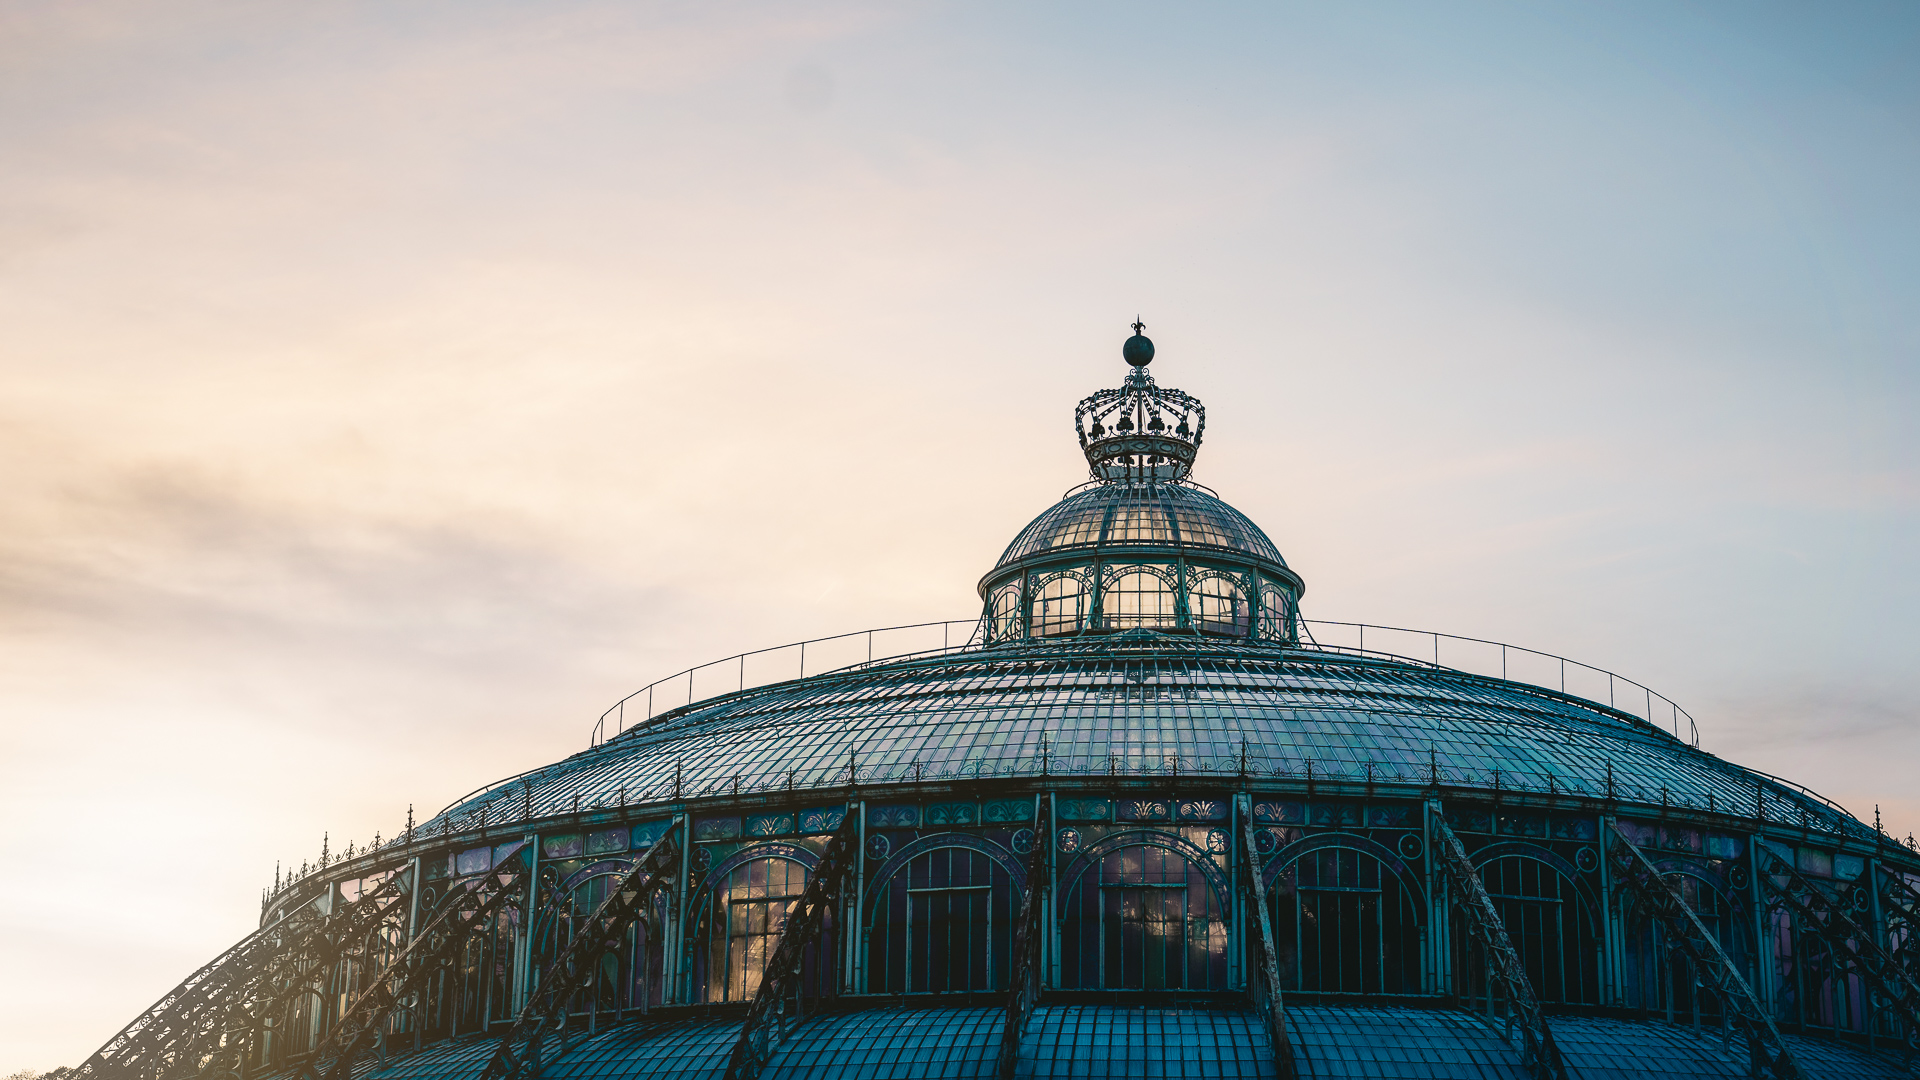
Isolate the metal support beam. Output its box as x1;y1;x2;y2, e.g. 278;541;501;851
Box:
1430;815;1569;1080
996;794;1052;1080
722;808;860;1080
480;823;682;1080
1236;794;1297;1080
308;841;532;1080
1759;846;1920;1057
1606;823;1806;1080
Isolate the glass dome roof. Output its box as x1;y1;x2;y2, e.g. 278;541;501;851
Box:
432;636;1863;844
992;482;1288;573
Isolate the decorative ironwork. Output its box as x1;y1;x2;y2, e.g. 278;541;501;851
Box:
1606;823;1806;1079
1237;794;1297;1080
1430;814;1568;1080
1759;845;1920;1054
305;841;532;1080
1075;326;1205;483
996;795;1051;1080
722;807;860;1080
479;823;681;1080
76;866;411;1080
1883;862;1920;989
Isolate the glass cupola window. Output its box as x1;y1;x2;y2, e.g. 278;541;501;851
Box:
978;337;1302;644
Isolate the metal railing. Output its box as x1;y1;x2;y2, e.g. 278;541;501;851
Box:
588;619;986;747
584;616;1701;748
1295;619;1700;747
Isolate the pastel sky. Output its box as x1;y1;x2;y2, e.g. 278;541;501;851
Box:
2;2;1916;1070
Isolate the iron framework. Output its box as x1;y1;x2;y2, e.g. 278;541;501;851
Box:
1607;822;1807;1079
721;808;860;1080
1431;813;1568;1080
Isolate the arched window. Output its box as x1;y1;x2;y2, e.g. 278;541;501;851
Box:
533;866;667;1015
867;844;1019;994
989;583;1023;643
1768;906;1853;1031
1257;582;1293;642
1061;842;1228;990
1030;573;1087;637
1469;854;1602;1006
694;855;813;1003
1188;573;1249;637
1622;872;1749;1024
1269;842;1423;994
1101;568;1177;632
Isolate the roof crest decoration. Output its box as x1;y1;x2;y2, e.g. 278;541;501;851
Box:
1074;319;1206;483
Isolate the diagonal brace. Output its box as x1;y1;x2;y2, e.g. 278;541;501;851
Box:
480;822;683;1080
723;808;860;1080
309;840;532;1080
1431;814;1569;1080
1237;794;1297;1080
1759;845;1920;1053
996;795;1051;1080
1607;823;1806;1080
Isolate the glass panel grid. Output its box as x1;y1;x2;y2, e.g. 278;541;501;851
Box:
430;641;1867;846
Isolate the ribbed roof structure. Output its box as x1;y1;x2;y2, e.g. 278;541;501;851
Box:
989;482;1289;576
431;636;1859;843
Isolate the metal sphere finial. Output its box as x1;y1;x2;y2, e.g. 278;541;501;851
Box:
1123;317;1154;368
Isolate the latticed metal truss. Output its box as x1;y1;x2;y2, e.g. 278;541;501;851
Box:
994;795;1049;1080
1607;823;1807;1079
1237;793;1297;1080
481;825;682;1080
1759;845;1920;1059
77;866;412;1080
721;811;860;1080
1431;814;1569;1080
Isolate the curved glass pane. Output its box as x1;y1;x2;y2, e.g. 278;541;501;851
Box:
1101;569;1176;631
1258;582;1293;641
867;847;1016;994
1189;575;1249;637
1061;845;1228;990
1271;848;1422;994
697;857;809;1003
1031;574;1086;637
1470;856;1601;1007
995;483;1286;569
989;584;1023;643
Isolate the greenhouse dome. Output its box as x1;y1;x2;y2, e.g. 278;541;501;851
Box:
80;325;1920;1080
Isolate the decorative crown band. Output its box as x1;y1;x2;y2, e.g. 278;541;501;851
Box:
1075;365;1206;483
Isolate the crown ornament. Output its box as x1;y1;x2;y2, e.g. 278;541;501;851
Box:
1074;320;1206;483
